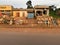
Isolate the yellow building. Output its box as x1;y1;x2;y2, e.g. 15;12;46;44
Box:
13;8;28;18
0;5;13;16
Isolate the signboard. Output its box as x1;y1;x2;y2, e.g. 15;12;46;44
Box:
0;5;12;10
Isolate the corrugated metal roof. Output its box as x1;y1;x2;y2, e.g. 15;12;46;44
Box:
34;5;49;9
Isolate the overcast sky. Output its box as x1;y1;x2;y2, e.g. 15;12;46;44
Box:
0;0;60;8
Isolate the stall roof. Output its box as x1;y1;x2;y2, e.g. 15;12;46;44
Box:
34;5;49;9
13;8;34;13
26;9;34;13
13;8;26;11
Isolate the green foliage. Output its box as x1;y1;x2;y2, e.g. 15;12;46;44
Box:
49;5;60;18
49;10;60;18
26;0;33;9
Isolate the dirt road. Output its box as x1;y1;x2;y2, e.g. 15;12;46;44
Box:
0;32;60;45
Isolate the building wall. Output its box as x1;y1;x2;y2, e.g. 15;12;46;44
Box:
13;11;28;18
0;5;13;10
0;5;13;16
0;5;49;19
35;9;49;16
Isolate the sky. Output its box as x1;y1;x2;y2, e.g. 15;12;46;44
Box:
0;0;60;8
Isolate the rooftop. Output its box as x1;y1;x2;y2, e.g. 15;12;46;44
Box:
34;5;49;9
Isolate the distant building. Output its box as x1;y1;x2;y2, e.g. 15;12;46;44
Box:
13;8;28;18
34;5;49;17
0;5;49;19
0;5;13;16
0;5;51;25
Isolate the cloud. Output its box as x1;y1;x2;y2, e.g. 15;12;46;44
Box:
0;0;60;8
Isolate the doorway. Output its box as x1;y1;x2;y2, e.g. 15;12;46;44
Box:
16;12;20;17
36;11;42;16
43;10;47;15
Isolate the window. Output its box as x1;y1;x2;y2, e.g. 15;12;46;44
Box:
43;10;47;15
0;10;4;12
36;11;42;16
5;10;11;12
5;10;11;13
16;12;20;17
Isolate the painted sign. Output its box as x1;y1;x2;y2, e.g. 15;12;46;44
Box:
0;5;12;10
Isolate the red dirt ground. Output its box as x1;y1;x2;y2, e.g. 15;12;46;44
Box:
0;24;60;34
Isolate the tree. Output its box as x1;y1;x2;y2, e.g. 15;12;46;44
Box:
56;9;60;16
49;5;57;11
49;5;57;18
26;0;33;9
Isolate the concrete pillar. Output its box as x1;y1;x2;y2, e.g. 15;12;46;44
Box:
35;10;37;17
47;9;49;16
41;10;44;16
